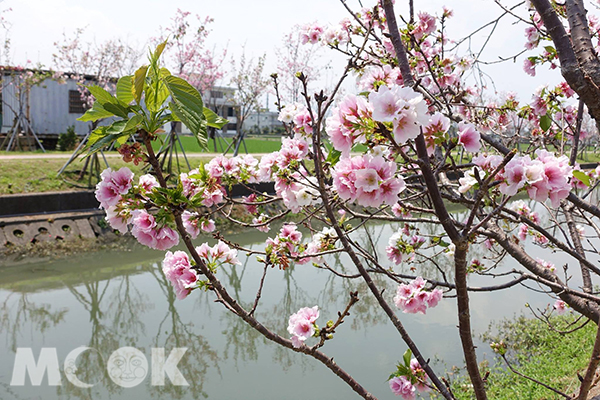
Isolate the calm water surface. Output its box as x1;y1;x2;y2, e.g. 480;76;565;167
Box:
0;208;585;400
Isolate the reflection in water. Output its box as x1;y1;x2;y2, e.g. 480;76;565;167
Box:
0;216;562;400
0;292;68;353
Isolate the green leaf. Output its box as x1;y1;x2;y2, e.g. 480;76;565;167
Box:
164;75;204;112
116;76;134;104
106;120;128;135
164;75;207;148
573;170;591;187
169;101;208;150
402;349;412;367
123;114;143;133
86;85;118;106
88;132;118;154
133;65;149;104
539;114;552;132
203;107;228;129
151;40;168;65
103;102;129;119
84;84;129;118
77;102;114;122
326;148;342;166
396;364;411;376
115;134;130;147
87;126;108;147
145;68;171;112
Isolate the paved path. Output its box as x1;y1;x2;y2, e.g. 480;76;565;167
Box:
0;152;271;160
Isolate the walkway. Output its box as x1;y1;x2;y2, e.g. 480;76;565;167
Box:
0;152;271;160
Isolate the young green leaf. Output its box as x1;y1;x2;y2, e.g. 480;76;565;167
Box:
151;40;168;65
165;75;208;149
123;114;143;133
145;68;171;112
116;75;134;104
133;65;149;104
77;102;114;122
326;148;342;166
86;126;109;147
103;102;130;119
573;170;591;187
86;85;119;106
403;349;412;367
203;107;228;129
539;114;552;132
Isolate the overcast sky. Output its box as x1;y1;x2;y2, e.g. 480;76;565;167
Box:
2;0;566;104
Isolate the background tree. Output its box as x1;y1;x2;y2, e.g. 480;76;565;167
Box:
228;51;269;156
275;26;323;105
53;27;141;183
153;9;227;172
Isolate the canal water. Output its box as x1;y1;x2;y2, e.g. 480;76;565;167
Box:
0;200;587;399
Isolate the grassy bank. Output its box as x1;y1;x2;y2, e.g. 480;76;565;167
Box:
451;314;596;399
0;156;216;194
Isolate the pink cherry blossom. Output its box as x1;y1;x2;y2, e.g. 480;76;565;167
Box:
554;299;567;315
182;211;201;239
389;376;416;399
162;251;198;300
155;226;180;250
95;167;134;209
332;154;405;207
523;59;536;77
457;122;481;153
201;219;216;233
393;277;442;314
287;306;319;348
326;94;372;155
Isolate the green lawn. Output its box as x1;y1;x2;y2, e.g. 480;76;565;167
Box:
452;315;596;400
151;134;283;154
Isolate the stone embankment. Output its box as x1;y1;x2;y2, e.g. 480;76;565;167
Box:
0;182;276;251
0;191;107;250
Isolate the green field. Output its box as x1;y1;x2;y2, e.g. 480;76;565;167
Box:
151;134;283;154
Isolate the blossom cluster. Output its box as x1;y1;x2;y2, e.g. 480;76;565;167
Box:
325;94;373;156
386;224;425;265
393;277;443;314
258;137;320;212
180;154;261;208
162;251;198;300
332;154;406;207
161;240;240;300
265;223;310;269
95;168;181;250
389;356;430;399
182;211;215;239
95;167;134;209
196;240;241;269
287;306;319;348
468;150;575;207
368;85;429;144
130;209;180;250
299;21;350;46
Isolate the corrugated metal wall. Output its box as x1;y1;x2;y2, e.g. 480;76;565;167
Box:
2;74;98;136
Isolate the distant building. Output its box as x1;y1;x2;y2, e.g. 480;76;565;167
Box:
0;68;101;148
202;86;238;137
243;109;283;134
0;68;241;149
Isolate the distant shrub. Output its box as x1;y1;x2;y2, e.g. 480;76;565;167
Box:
58;126;78;151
